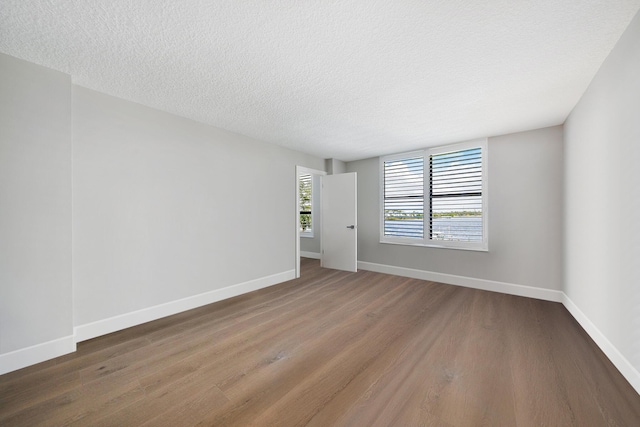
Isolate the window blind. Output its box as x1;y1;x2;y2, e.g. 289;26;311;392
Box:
429;148;482;242
383;156;424;238
299;174;312;233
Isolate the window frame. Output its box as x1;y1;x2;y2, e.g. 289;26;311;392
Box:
379;139;488;251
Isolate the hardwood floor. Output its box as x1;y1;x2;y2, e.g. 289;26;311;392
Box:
1;258;639;426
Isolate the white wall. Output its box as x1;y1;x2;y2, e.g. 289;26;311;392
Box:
325;158;347;175
73;86;325;334
0;54;74;373
564;9;640;387
348;126;564;296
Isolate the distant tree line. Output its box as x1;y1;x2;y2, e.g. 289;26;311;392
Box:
385;210;481;220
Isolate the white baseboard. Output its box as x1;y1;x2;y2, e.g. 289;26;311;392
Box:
0;335;76;375
300;251;321;259
74;269;296;343
358;261;564;302
562;294;640;395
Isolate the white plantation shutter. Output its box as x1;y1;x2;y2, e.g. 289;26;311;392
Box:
299;173;312;234
430;147;483;242
380;140;487;250
383;156;424;238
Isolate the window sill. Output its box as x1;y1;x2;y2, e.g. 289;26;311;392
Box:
379;239;488;252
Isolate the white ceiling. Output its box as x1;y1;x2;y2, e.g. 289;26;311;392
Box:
1;1;639;161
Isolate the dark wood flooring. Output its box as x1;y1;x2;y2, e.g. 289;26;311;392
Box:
1;258;639;426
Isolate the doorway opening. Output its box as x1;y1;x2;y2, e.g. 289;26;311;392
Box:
295;166;326;278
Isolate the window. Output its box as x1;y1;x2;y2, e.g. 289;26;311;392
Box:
383;155;424;239
299;173;313;237
380;139;487;251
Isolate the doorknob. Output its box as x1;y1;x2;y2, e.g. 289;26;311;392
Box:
346;225;355;229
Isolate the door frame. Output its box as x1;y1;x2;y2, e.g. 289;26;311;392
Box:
295;166;326;278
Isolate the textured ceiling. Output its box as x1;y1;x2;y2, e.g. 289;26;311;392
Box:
1;1;639;161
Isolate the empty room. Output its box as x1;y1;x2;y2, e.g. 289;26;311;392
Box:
1;1;640;425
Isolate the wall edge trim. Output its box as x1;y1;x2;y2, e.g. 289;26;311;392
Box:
74;269;296;343
357;261;563;302
300;251;321;259
562;293;640;395
0;335;76;376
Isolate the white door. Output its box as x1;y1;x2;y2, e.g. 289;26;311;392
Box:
321;173;357;272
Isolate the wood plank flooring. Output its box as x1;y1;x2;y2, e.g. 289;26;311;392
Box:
1;258;639;426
